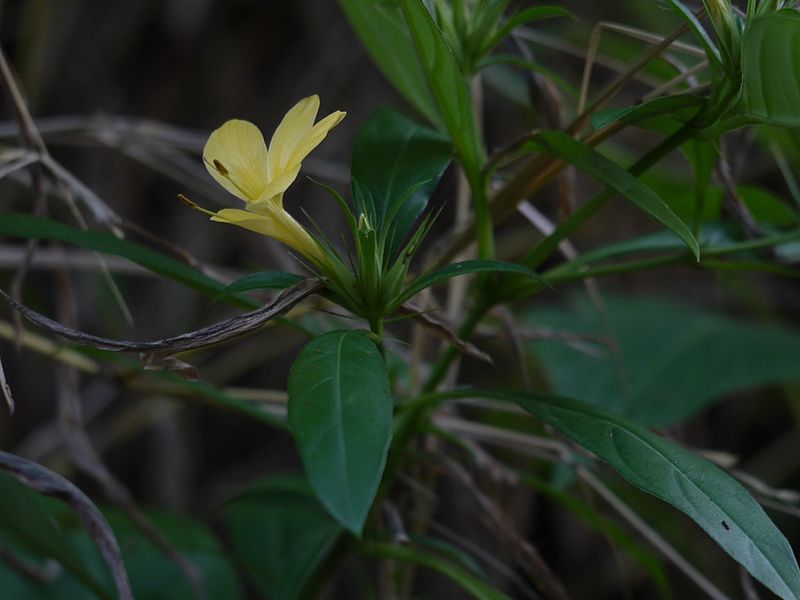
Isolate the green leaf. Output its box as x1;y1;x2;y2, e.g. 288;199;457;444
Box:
0;473;112;599
550;225;737;274
361;542;512;600
738;9;800;127
528;295;800;426
223;475;342;600
507;392;800;600
391;259;542;309
351;108;452;258
104;510;243;600
338;0;441;127
480;6;573;58
663;0;722;68
0;213;254;308
529;131;700;260
399;0;486;173
220;271;306;296
590;95;707;131
288;330;393;534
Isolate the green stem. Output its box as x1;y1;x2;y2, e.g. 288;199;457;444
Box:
469;168;494;261
521;122;698;271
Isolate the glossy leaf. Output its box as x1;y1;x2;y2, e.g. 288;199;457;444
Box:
528;295;800;426
224;475;342;600
400;0;486;173
288;330;393;534
338;0;441;127
529;131;700;260
391;259;542;309
351;108;452;258
508;392;800;600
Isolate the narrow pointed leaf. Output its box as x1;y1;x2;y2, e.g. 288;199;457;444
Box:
529;132;700;260
590;95;706;131
220;271;306;296
0;212;254;308
361;542;512;600
288;330;393;534
338;0;441;127
507;392;800;600
391;259;542;309
480;6;573;58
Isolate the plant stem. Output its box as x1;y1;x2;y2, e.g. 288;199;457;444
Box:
469;168;494;261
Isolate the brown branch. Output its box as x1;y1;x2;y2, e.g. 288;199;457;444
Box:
0;278;322;360
398;302;494;366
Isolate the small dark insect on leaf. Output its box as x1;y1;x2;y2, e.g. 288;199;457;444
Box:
212;159;229;175
722;520;730;531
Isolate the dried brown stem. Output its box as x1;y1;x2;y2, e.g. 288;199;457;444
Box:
0;278;321;360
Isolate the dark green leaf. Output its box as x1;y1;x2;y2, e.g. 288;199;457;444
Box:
590;95;706;131
528;295;800;426
104;510;243;600
739;9;800;127
351;108;452;258
480;6;573;58
391;259;542;309
224;475;342;600
220;271;306;296
550;225;736;274
530;131;700;260
361;542;512;600
338;0;441;127
508;391;800;600
663;0;722;67
0;213;254;309
0;473;112;599
400;0;486;173
288;330;393;534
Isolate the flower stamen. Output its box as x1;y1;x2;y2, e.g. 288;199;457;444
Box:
177;193;216;217
202;156;252;200
211;159;229;176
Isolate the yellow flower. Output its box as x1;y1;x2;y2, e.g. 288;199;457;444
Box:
196;95;345;267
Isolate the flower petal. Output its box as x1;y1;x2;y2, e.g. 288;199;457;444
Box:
210;207;324;265
203;120;269;202
267;95;320;180
287;109;346;168
267;96;346;182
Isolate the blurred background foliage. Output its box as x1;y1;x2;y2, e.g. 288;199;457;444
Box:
0;0;798;598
